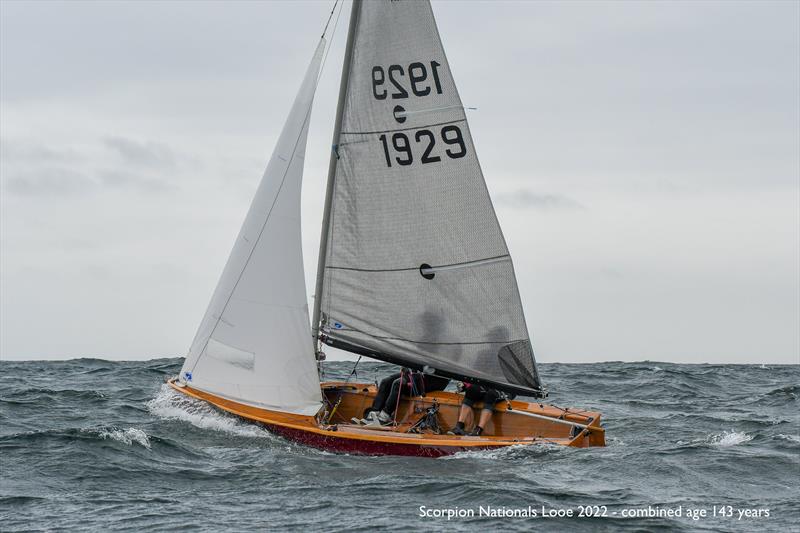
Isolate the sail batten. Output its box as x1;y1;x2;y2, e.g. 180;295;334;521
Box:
325;254;510;273
317;0;543;397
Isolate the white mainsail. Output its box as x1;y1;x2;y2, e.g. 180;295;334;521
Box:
179;39;326;416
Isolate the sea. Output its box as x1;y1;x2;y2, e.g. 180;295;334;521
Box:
0;358;797;532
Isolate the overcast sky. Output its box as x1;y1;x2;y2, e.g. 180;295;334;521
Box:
1;0;798;364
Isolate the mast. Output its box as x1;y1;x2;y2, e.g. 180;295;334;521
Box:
312;0;362;344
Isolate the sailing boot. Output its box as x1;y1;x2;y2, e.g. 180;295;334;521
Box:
366;411;391;426
447;421;466;435
360;411;378;425
468;426;484;437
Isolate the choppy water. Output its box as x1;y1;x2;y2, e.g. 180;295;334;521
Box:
0;358;798;532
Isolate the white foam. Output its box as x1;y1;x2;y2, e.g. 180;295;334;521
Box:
98;427;151;449
607;436;626;447
443;442;561;460
776;434;800;444
708;430;753;447
146;384;271;439
443;447;517;460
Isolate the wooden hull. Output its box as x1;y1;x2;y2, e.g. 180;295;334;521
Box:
167;379;605;457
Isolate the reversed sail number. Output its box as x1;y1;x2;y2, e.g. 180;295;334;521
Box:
372;61;443;99
378;125;466;167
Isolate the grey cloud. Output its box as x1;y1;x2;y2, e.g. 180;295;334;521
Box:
1;138;178;196
3;166;173;198
1;138;82;164
494;190;585;210
3;168;96;196
103;136;175;169
98;169;173;193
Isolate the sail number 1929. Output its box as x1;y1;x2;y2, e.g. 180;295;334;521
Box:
379;126;465;167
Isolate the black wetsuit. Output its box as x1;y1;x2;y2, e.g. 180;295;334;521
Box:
369;371;449;416
462;383;501;410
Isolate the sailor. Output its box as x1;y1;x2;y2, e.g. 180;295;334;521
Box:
358;369;448;426
448;383;500;436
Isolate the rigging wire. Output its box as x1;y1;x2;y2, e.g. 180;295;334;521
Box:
392;370;405;426
318;0;344;82
321;0;340;38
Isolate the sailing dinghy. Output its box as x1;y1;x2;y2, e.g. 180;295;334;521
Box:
169;0;605;457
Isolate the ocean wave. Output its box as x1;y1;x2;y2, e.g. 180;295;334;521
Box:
775;433;800;444
707;430;753;447
145;384;272;439
663;412;795;428
0;495;48;505
764;384;799;398
606;436;626;447
442;442;566;461
95;427;151;449
0;426;151;450
672;430;755;450
747;384;800;407
0;387;106;404
622;380;710;399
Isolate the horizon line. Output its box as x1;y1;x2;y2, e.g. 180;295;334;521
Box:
0;355;797;366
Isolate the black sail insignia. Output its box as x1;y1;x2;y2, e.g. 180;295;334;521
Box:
316;0;544;397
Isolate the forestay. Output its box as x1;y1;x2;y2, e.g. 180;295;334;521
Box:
317;1;543;397
179;40;326;415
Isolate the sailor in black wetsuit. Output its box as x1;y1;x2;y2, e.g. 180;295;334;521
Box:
448;383;500;436
356;369;449;426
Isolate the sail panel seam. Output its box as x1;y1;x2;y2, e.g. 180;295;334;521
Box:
325;254;510;273
340;118;466;136
327;330;527;347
